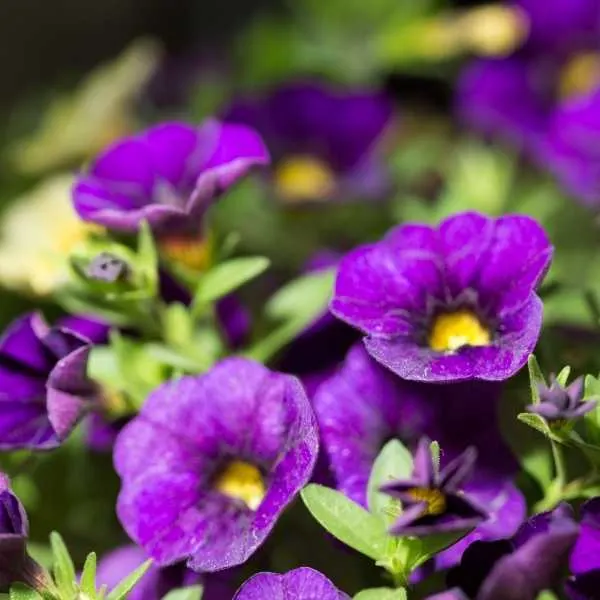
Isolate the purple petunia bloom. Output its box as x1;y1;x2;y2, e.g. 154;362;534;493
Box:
233;567;349;600
444;504;579;600
0;312;96;449
73;120;269;232
382;438;487;537
224;82;394;204
0;474;48;592
527;376;596;424
115;358;319;572
330;212;552;383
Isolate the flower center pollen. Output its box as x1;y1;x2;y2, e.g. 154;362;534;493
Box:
159;234;213;272
274;155;336;202
429;310;491;353
214;460;266;510
559;53;600;99
407;487;447;516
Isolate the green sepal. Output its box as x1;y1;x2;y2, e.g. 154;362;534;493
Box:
354;588;407;600
8;584;43;600
79;552;97;597
50;532;76;598
161;586;204;600
528;354;546;404
105;559;153;600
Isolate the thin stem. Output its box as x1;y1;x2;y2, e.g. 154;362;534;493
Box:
550;439;567;488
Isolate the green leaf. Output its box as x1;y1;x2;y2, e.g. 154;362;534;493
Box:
528;355;546;404
137;221;159;292
516;413;567;443
9;584;42;600
192;256;270;310
556;366;571;387
367;440;413;517
161;586;204;600
106;559;153;600
410;530;474;569
585;374;600;400
50;532;76;596
80;552;97;596
354;588;407;600
301;484;389;560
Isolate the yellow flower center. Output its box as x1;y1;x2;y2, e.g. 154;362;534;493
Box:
407;487;447;516
214;460;266;510
274;155;336;203
559;53;600;99
429;310;491;353
159;235;213;272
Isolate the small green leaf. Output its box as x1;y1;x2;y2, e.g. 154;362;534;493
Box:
301;484;389;560
367;440;413;517
585;374;600;400
410;530;473;569
80;552;97;596
556;366;571;387
354;588;407;600
192;256;270;310
137;221;159;291
528;355;546;404
106;559;152;600
50;532;76;596
517;413;559;440
161;585;204;600
9;584;42;600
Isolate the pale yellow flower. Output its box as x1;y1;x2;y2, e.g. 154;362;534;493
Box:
0;174;99;295
9;38;161;174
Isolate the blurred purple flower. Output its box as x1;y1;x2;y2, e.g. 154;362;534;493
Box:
115;358;319;572
527;376;596;424
73;120;269;233
0;313;95;449
224;82;394;204
233;568;349;600
331;212;552;383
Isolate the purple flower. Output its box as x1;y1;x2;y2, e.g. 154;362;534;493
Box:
114;358;319;572
382;438;486;537
0;474;49;592
446;505;579;600
527;376;596;425
58;314;110;344
73;120;269;232
224;82;394;204
233;568;349;600
0;313;96;449
566;498;600;599
331;212;552;383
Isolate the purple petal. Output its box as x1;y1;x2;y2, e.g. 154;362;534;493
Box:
570;497;600;574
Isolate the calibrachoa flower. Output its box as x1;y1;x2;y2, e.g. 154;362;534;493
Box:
0;474;49;592
0;312;95;449
382;438;487;537
444;504;579;600
233;568;349;600
114;358;319;572
331;212;552;382
224;83;394;204
73;120;269;233
527;375;596;425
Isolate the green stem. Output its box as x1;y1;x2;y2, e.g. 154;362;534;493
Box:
534;440;567;512
551;439;567;488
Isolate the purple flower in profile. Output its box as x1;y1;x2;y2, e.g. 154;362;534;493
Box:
0;313;96;449
115;358;319;572
527;376;596;425
233;568;349;600
331;212;552;383
0;474;49;592
445;504;579;600
224;82;394;204
73;120;269;232
382;438;486;537
566;497;600;599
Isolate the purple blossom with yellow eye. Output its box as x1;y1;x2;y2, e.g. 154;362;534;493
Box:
224;82;394;204
233;568;349;600
0;312;95;450
114;358;319;572
381;438;486;537
331;212;552;383
72;120;269;233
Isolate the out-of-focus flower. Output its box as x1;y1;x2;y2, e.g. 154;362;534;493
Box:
224;82;394;204
331;212;552;383
445;504;579;600
233;568;349;600
566;498;600;599
0;312;95;449
527;376;596;426
0;175;100;295
0;474;49;592
9;39;161;174
73;120;269;233
114;358;318;572
382;438;486;537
